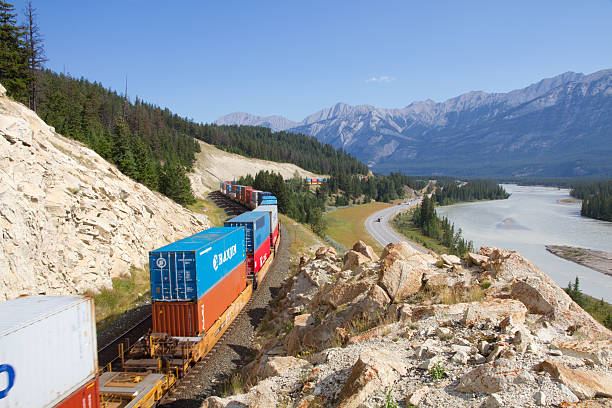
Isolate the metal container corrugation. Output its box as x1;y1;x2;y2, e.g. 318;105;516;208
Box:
224;212;270;253
252;205;278;235
54;377;100;408
246;241;271;276
0;296;97;408
152;262;247;335
149;227;245;301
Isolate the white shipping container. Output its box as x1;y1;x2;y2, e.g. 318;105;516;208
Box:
252;205;278;234
0;296;97;408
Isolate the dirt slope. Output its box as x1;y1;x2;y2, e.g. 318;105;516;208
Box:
188;140;324;198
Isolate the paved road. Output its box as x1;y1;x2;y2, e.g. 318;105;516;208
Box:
365;198;426;253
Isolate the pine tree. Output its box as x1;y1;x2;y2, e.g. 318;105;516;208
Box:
0;1;29;100
22;0;46;111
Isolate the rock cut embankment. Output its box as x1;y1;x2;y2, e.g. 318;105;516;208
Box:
0;83;210;300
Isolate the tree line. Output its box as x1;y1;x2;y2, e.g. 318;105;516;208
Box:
411;195;474;256
327;173;428;204
433;179;510;206
0;1;368;207
237;171;327;236
570;180;612;222
196;125;368;177
566;277;612;330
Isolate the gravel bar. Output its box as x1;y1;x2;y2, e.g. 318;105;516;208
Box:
159;222;291;408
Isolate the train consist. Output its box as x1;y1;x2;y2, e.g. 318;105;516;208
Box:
0;182;279;408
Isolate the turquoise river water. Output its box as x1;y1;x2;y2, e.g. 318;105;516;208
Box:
436;184;612;302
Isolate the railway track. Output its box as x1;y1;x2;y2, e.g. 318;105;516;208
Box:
96;193;286;406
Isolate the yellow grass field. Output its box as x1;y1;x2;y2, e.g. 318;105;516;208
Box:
324;202;393;254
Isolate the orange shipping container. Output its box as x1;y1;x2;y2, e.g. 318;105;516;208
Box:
54;377;100;408
153;261;247;336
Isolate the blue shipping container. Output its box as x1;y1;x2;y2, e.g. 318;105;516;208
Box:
225;212;270;253
149;227;245;301
261;196;277;205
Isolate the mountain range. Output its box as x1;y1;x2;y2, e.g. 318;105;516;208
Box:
216;69;612;177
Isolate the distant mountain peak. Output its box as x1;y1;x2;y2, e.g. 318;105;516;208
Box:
214;69;612;177
215;112;298;132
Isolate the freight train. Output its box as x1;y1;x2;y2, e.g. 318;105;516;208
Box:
0;182;279;408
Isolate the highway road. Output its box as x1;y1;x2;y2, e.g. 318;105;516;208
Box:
365;198;427;254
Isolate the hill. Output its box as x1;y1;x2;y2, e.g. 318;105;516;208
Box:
217;69;612;177
188;140;324;197
0;83;210;300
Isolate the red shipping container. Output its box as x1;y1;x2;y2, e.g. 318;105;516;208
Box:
153;262;247;336
54;377;100;408
246;240;271;276
272;223;279;247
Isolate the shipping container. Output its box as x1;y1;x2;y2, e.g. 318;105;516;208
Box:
261;197;277;206
246;240;271;276
150;227;245;301
54;377;99;408
153;262;247;335
225;212;270;253
272;223;280;247
0;296;97;408
252;205;278;236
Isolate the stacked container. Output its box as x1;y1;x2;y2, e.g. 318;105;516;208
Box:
149;227;246;337
253;204;279;250
261;195;277;206
225;212;270;279
0;296;99;408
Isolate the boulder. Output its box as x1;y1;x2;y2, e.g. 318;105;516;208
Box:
551;340;612;366
337;349;407;408
378;258;424;302
463;299;527;327
200;379;279;408
260;356;312;379
535;360;612;400
455;359;522;394
342;250;370;271
468;252;488;266
352;240;379;261
0;82;6;96
381;241;420;261
321;281;371;308
407;386;429;406
360;284;391;315
441;254;461;265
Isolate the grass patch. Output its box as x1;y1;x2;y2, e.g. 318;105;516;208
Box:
280;213;323;260
89;267;150;330
324;202;392;254
391;211;449;254
187;197;228;227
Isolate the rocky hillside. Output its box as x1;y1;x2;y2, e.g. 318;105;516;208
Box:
0;83;210;301
188;140;324;197
217;69;612;177
203;242;612;407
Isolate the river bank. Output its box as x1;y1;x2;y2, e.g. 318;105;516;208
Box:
546;245;612;278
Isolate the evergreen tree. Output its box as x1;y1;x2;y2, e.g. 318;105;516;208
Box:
0;1;29;100
22;0;46;111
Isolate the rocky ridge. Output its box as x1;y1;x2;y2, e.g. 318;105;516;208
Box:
0;83;210;300
216;69;612;176
202;241;612;407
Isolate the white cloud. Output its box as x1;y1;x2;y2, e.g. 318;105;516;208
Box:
366;76;395;83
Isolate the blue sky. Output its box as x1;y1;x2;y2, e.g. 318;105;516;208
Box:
11;0;612;123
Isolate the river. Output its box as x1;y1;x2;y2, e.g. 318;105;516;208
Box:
436;184;612;302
